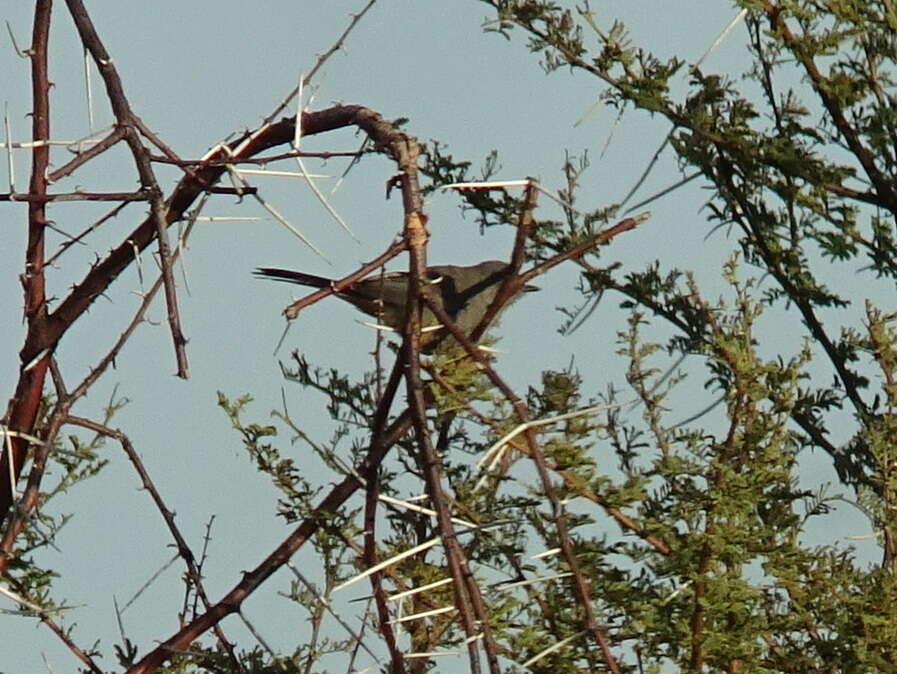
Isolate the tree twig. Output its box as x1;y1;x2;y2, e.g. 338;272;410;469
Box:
64;416;245;673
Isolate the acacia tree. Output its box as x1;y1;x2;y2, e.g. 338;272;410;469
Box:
3;1;897;673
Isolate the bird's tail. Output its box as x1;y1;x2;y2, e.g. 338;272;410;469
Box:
254;267;333;288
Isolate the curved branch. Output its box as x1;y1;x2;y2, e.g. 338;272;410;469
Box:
1;104;395;525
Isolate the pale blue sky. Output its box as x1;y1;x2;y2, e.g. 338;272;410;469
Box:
0;2;880;671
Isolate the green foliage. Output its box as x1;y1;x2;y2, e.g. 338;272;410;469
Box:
216;251;897;670
3;391;112;619
419;1;897;669
218;391;318;523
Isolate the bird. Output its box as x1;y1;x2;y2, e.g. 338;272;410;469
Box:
254;259;537;338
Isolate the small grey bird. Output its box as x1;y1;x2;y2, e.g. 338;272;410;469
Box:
255;260;536;337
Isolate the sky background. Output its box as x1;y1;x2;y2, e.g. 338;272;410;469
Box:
0;2;883;671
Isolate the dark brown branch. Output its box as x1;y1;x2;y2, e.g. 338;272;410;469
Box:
397;132;500;673
363;454;406;673
69;216;197;403
126;410;412;674
363;355;407;673
419;288;623;673
65;0;189;377
468;179;538;344
131;115;182;166
64;416;244;673
46;126;125;182
149;149;366;167
279;238;406;319
522;215;648;285
0;189;152;202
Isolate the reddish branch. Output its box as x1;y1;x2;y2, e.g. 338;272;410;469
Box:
280;239;406;319
3;0;52;556
2;2;457;671
363;357;409;673
399;143;501;671
121;109;434;674
1;104;423;674
3;91;428;674
1;104;399;528
149;149;366;167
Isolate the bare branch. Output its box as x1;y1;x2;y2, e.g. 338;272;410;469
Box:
65;0;189;377
127;410;412;674
66;416;244;671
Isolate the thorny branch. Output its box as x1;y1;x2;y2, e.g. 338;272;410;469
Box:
0;104;403;526
64;416;244;673
65;0;189;378
3;0;52;568
417;214;643;674
128;410;413;674
3;576;104;674
399;145;500;673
